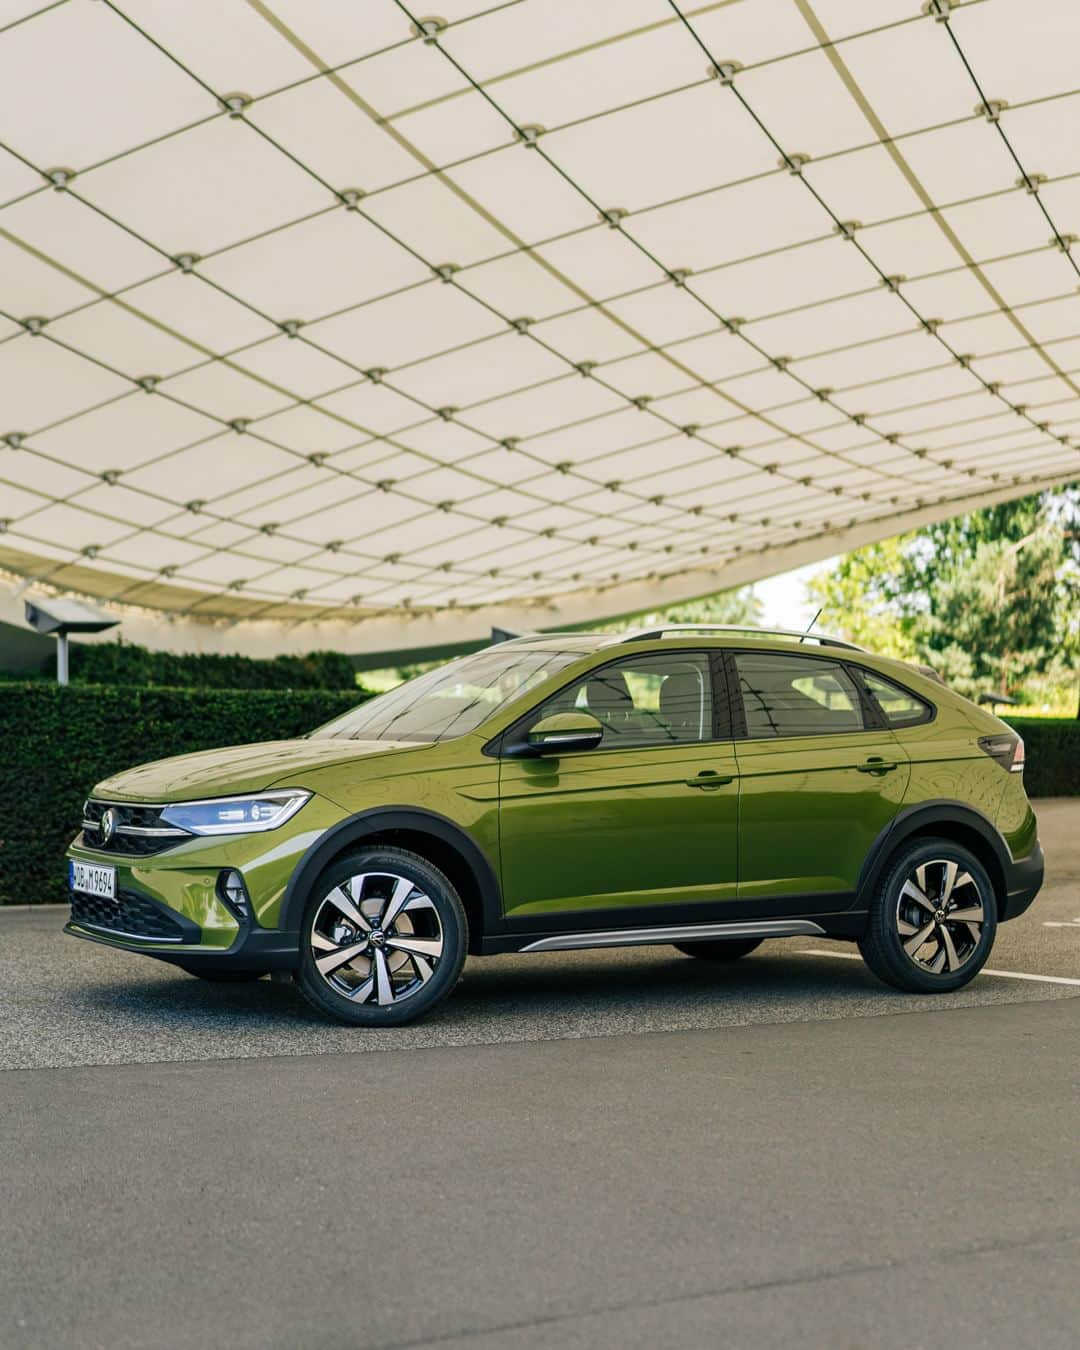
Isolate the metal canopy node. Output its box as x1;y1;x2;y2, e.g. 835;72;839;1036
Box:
0;0;1077;656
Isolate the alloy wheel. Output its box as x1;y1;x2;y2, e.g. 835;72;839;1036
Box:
309;871;444;1007
895;859;986;975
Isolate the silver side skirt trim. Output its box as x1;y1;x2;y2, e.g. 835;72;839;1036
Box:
519;918;827;954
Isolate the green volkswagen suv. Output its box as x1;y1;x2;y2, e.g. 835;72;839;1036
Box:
66;626;1043;1025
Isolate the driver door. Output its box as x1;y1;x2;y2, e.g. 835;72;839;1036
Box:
497;650;739;922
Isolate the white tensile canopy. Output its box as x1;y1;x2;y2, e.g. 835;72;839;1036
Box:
0;0;1077;655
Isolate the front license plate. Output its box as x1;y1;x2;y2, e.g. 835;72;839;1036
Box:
69;860;117;900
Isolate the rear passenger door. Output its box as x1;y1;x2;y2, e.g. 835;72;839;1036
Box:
730;651;910;901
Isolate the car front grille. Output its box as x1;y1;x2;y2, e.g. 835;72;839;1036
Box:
81;800;191;857
70;889;191;942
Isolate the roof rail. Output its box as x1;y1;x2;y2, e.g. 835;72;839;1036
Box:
618;624;865;652
493;630;592;643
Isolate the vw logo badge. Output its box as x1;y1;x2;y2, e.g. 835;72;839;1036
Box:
99;808;118;845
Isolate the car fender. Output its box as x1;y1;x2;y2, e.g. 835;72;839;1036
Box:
855;799;1012;909
276;806;504;936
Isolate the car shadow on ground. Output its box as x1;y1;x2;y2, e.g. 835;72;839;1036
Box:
71;945;918;1033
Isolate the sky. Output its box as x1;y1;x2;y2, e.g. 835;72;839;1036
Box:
753;559;835;631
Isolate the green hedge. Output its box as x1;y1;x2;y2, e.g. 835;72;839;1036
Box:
1003;717;1078;798
34;642;359;689
0;683;365;905
0;689;1074;906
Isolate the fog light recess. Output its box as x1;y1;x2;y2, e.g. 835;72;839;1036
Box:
218;869;251;920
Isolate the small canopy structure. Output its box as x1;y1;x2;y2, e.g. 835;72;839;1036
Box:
0;0;1076;654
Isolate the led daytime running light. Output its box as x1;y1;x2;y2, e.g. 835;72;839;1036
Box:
160;791;310;836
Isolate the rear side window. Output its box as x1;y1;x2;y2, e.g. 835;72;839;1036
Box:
863;671;932;727
734;653;866;738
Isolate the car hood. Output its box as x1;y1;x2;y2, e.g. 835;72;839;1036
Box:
92;738;421;802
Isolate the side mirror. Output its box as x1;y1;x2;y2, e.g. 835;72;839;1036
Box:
524;711;604;756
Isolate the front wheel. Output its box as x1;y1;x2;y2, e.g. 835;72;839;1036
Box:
858;838;997;993
296;847;468;1027
673;937;763;961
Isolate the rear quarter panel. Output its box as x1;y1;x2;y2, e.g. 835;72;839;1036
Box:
892;714;1008;825
995;772;1038;859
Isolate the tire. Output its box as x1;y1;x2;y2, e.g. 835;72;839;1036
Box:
858;837;997;994
296;846;468;1027
673;937;763;961
178;967;268;982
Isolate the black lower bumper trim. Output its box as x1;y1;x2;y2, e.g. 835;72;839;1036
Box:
66;916;300;972
160;929;301;973
1001;840;1045;921
70;888;198;942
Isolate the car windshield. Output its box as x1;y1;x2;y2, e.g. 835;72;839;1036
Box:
310;645;588;744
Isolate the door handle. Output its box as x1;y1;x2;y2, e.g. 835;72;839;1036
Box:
856;757;898;775
686;771;734;789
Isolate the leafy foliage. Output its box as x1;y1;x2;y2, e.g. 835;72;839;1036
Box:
803;537;920;660
28;642;361;690
0;684;366;904
808;489;1079;708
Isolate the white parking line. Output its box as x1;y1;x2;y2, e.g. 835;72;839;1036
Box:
979;969;1080;985
801;949;1080;987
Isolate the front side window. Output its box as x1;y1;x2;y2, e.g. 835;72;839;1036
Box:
527;652;713;749
311;646;587;743
735;653;865;738
863;671;931;727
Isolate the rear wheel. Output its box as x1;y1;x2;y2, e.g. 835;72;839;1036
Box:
859;838;996;993
673;937;763;961
296;847;467;1027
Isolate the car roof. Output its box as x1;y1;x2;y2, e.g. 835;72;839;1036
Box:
497;629;954;702
502;625;864;655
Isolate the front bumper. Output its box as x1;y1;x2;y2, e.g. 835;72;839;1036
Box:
65;914;300;972
63;791;348;970
63;851;304;971
1001;839;1045;921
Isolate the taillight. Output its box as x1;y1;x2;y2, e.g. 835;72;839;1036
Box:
979;733;1024;773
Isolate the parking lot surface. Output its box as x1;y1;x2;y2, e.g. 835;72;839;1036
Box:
2;798;1077;1349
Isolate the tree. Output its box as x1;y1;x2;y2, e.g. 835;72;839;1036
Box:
919;527;1063;697
804;537;920;660
807;487;1079;710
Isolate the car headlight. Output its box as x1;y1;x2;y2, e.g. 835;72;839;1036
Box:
159;790;311;836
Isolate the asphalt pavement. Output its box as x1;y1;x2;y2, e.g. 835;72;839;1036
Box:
2;798;1077;1349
